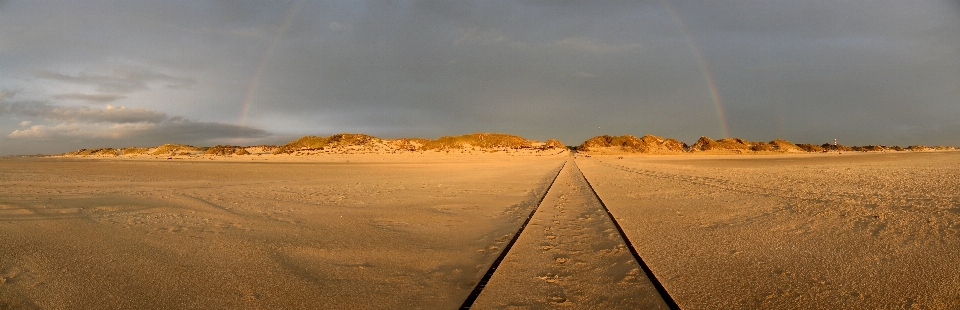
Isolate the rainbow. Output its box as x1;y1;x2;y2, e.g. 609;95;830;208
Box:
661;0;730;138
239;0;303;125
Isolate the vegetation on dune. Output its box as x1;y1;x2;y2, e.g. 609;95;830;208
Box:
769;139;802;152
692;137;807;152
821;143;853;152
390;138;430;151
796;144;824;152
276;136;327;152
120;147;150;155
151;144;199;155
690;136;752;151
52;131;958;158
578;134;686;153
421;133;533;150
270;132;559;153
249;145;279;152
326;133;383;147
95;148;119;156
905;145;958;151
576;134;946;154
273;133;384;154
716;138;752;150
852;145;889;152
543;139;566;149
62;148;118;156
205;145;250;156
750;142;774;152
689;136;716;151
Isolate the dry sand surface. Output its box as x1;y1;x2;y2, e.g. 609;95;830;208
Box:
0;153;565;309
3;150;959;309
578;151;960;309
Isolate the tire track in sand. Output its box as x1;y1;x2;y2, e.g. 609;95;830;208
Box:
459;161;567;309
468;158;677;309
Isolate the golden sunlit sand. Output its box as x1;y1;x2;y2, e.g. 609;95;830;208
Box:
3;144;959;308
0;152;566;308
579;151;960;308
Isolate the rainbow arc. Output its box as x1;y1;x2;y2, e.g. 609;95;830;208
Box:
661;0;730;138
239;0;303;125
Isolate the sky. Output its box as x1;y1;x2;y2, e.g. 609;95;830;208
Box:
2;0;960;155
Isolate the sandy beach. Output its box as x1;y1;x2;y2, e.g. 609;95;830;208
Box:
2;151;959;308
0;153;565;308
579;151;960;308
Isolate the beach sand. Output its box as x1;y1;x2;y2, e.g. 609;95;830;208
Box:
0;153;565;309
2;150;958;308
578;152;960;308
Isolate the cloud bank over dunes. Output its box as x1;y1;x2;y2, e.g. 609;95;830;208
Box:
1;99;270;154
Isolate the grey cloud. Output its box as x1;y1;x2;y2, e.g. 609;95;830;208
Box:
148;117;271;141
35;66;195;93
452;28;640;54
53;93;126;103
553;37;641;54
8;118;269;144
0;89;17;101
0;101;167;124
8;123;103;139
4;108;271;155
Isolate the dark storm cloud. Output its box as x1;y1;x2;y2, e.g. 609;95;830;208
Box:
2;0;960;155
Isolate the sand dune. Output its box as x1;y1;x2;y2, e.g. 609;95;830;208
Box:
577;134;955;155
578;134;687;154
55;132;957;159
56;132;569;159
